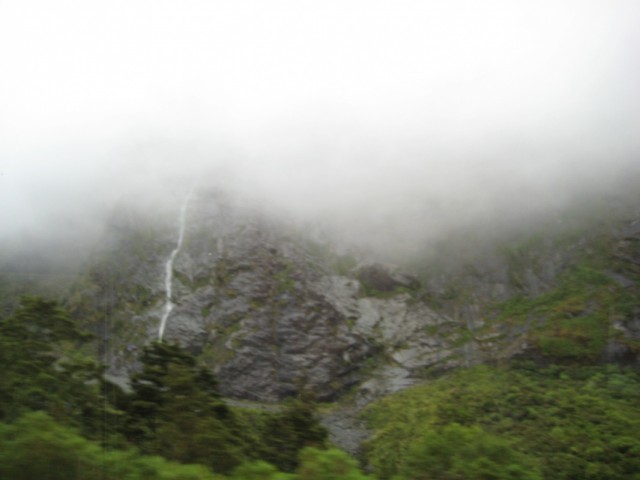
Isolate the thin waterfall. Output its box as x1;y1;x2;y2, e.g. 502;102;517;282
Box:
158;190;193;341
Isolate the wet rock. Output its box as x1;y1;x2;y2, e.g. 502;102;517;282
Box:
79;187;640;404
355;262;420;292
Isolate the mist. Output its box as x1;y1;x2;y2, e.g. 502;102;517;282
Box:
1;0;639;266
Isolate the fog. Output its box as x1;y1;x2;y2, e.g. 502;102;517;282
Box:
1;0;639;265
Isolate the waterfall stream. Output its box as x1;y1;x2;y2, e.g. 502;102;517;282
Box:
158;190;193;341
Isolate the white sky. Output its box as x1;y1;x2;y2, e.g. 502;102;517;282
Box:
1;0;639;249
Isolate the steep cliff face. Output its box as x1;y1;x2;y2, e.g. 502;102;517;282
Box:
415;195;640;370
72;188;464;400
69;186;640;402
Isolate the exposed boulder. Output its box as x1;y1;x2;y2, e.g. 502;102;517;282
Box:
354;262;420;293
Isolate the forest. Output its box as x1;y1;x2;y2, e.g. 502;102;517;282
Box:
1;296;639;479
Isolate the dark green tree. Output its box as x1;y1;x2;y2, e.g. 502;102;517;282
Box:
231;460;291;480
0;296;108;435
296;447;372;480
124;341;245;473
261;393;328;472
0;411;218;480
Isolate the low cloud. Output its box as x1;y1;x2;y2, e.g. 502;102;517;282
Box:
1;0;639;263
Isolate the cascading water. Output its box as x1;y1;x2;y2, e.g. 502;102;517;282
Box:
158;190;193;341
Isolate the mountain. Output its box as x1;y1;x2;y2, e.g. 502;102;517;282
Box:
55;183;640;407
2;177;640;467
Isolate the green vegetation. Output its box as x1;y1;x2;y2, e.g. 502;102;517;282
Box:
3;298;639;480
364;364;640;480
398;423;541;480
495;247;639;361
296;447;373;480
174;269;212;292
0;412;368;480
258;395;329;472
114;341;332;474
0;271;75;317
0;296;108;433
0;297;346;479
333;253;358;276
119;342;246;472
359;281;416;299
274;261;296;295
4;206;640;480
0;412;218;480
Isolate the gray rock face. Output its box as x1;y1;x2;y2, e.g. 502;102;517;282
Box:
156;191;488;401
354;262;421;292
83;188;501;400
77;186;640;403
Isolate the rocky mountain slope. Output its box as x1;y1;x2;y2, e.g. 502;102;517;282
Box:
63;184;640;406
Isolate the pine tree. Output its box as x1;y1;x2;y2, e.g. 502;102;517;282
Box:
261;393;328;472
124;341;245;473
0;296;106;434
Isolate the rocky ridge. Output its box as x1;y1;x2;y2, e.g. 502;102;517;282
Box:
69;186;640;406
